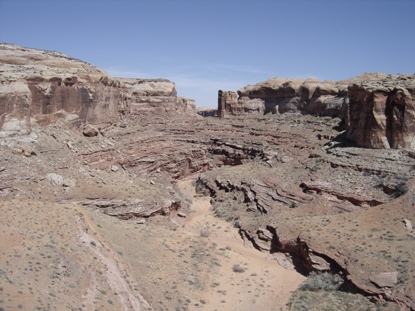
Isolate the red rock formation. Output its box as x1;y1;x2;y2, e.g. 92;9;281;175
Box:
0;44;196;137
219;74;415;149
218;90;238;117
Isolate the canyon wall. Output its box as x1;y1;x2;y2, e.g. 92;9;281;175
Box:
0;44;196;138
218;78;349;117
219;73;415;149
346;78;415;149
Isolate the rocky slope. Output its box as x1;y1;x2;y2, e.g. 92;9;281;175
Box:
1;44;415;310
218;73;415;149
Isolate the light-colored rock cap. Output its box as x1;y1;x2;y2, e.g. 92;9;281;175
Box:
238;77;308;94
0;43;107;83
118;78;176;96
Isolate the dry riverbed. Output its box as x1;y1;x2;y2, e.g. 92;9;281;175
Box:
178;176;305;311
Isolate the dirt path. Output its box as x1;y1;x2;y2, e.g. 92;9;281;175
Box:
68;204;150;310
177;176;305;311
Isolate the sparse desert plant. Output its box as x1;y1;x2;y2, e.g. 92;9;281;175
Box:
232;264;245;273
200;229;210;238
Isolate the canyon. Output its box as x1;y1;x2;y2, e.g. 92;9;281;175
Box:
1;43;415;310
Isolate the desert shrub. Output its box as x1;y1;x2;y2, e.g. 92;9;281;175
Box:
393;181;408;198
212;203;227;219
375;176;408;198
232;264;245;273
195;178;212;196
200;229;210;238
299;272;341;291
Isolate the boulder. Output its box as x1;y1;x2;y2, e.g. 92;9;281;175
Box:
110;165;119;172
62;179;76;188
82;124;99;137
403;219;413;231
45;173;64;186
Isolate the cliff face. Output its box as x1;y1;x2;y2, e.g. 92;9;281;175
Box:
218;78;349;118
346;77;415;149
218;73;415;149
0;44;195;137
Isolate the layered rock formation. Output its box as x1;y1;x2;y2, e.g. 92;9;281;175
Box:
0;43;196;138
218;73;415;149
2;106;415;309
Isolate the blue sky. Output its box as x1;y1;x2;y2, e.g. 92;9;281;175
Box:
1;0;414;107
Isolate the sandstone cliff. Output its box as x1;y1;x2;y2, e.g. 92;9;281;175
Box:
218;77;349;117
346;75;415;149
0;43;196;138
218;73;415;149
